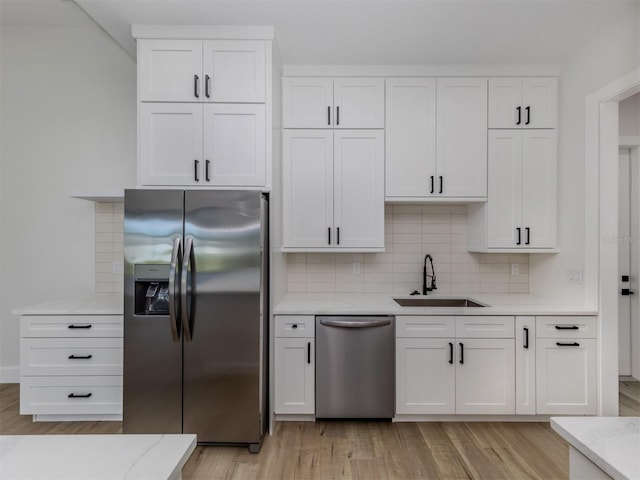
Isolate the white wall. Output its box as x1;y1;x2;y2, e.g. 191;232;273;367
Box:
619;93;640;138
0;24;136;380
529;9;640;304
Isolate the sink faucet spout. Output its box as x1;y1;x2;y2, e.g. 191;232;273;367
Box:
423;254;437;295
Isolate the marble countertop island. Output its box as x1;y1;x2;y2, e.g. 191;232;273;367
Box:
551;417;640;480
0;434;196;479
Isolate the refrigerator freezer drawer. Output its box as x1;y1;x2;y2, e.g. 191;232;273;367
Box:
20;337;123;376
20;375;123;415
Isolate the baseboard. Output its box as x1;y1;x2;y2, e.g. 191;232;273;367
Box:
0;366;19;383
619;375;639;382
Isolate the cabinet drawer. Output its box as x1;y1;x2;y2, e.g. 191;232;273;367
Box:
274;315;315;338
456;316;515;338
396;316;455;338
20;338;123;376
536;316;597;339
21;315;123;338
20;376;122;415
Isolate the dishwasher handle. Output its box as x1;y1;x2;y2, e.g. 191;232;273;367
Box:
319;318;392;328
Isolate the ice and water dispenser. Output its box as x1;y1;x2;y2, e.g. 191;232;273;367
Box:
134;264;170;316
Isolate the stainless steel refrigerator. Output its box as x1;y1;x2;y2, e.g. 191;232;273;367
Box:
123;189;268;453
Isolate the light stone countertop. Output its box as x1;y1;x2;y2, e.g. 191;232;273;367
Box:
0;434;196;480
12;293;123;315
274;292;598;316
551;417;640;480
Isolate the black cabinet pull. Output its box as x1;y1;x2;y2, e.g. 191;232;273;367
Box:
68;393;92;398
307;342;311;364
516;227;521;245
291;324;298;329
516;106;522;125
337;227;340;245
622;275;630;282
205;74;211;98
525;227;530;245
622;289;635;295
68;354;93;360
523;327;529;349
68;324;92;329
194;75;199;98
448;342;454;364
194;160;200;182
328;227;331;245
327;106;331;126
556;342;580;347
439;176;443;194
459;343;464;364
205;160;211;182
555;325;579;330
525;106;531;125
336;106;340;126
430;176;435;194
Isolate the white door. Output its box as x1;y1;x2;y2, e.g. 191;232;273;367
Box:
488;78;522;128
202;104;266;186
333;130;384;249
521;77;557;128
202;40;266;103
536;338;597;415
138;39;203;102
385;78;437;198
333;78;385;129
282;78;334;128
436;78;488;198
138;103;203;186
455;338;515;414
487;130;523;248
619;149;632;376
396;338;455;414
515;317;536;415
521;130;557;248
282;130;334;248
274;337;314;414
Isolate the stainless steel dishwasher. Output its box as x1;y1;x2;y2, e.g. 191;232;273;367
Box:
315;315;395;418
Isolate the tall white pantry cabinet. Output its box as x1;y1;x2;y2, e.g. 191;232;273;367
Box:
133;27;273;189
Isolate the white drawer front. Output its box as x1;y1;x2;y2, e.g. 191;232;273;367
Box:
396;316;455;338
20;376;122;415
274;315;315;338
20;338;123;376
456;316;515;338
536;316;597;339
21;315;123;338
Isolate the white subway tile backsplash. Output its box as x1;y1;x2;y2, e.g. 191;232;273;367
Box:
95;203;123;293
286;205;529;295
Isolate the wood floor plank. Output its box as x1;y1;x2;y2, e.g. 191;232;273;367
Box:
620;380;640;416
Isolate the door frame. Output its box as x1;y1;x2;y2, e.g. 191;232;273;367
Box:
585;67;640;415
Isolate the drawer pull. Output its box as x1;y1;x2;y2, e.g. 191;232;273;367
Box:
291;324;298;329
68;324;92;329
68;354;93;360
556;342;580;347
555;325;579;330
68;393;92;399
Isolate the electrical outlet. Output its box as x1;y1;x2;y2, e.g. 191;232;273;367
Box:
112;261;124;274
511;263;519;275
567;268;583;284
352;262;361;275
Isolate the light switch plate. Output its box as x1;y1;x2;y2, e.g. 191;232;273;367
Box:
511;263;519;275
112;261;124;274
352;262;361;275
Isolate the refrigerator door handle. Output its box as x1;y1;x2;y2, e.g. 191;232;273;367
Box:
181;236;195;342
168;237;182;342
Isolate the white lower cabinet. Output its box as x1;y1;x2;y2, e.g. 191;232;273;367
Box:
535;315;597;415
19;314;123;421
515;316;536;415
396;316;515;415
274;316;315;415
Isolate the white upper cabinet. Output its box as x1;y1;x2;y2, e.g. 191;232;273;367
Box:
385;78;487;201
282;129;385;251
139;103;265;186
489;77;557;128
138;39;266;103
283;78;385;128
385;78;437;198
468;129;557;251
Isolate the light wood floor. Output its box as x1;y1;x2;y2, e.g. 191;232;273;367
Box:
2;382;638;479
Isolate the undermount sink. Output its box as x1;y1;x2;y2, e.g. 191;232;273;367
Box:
393;297;486;308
